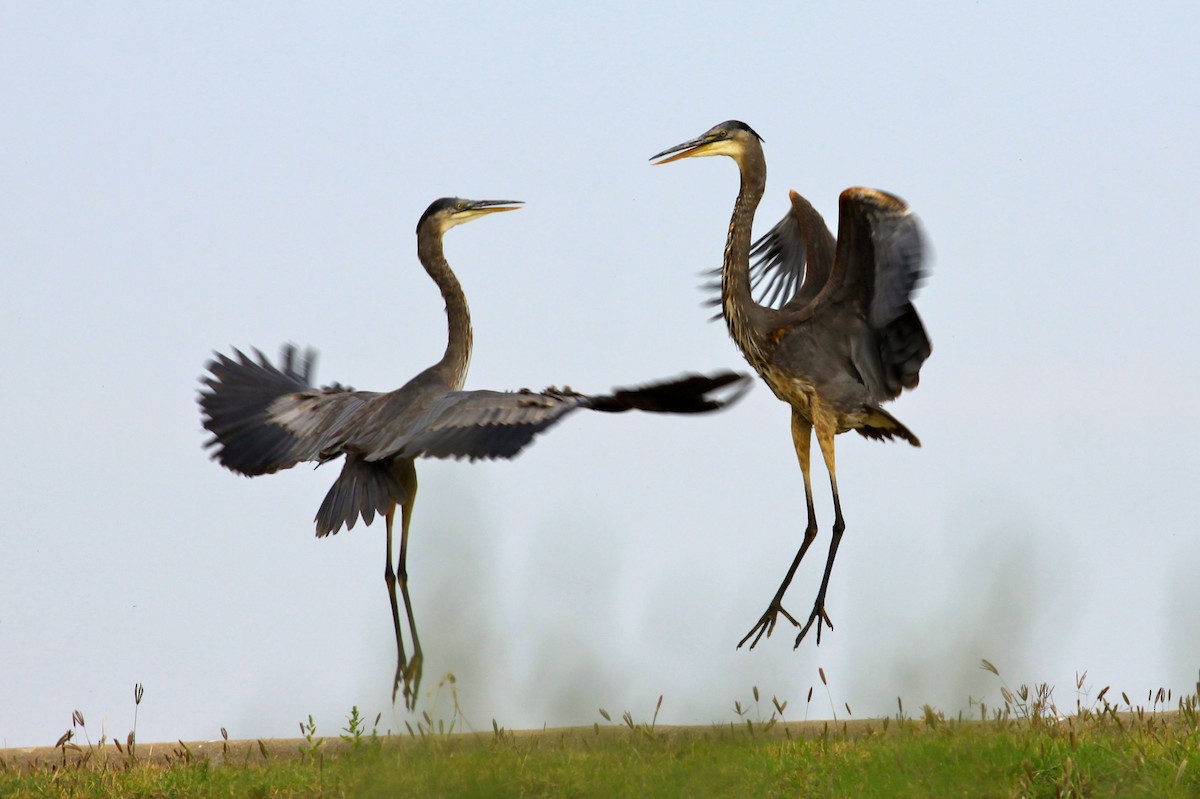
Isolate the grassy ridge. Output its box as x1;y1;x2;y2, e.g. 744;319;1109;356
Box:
4;668;1198;798
4;704;1198;798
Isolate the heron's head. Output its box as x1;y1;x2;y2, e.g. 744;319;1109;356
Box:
650;120;763;166
416;197;523;235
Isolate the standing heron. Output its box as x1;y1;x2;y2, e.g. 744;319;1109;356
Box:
651;122;931;649
198;197;748;708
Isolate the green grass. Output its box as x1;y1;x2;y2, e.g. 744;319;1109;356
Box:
4;669;1199;798
5;712;1198;798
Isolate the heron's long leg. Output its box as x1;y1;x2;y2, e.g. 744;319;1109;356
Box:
795;413;843;647
383;504;409;706
394;459;422;711
738;408;820;649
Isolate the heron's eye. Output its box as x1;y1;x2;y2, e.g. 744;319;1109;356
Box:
715;130;726;138
456;202;469;211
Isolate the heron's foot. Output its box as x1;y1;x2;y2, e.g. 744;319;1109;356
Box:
737;600;800;650
391;653;424;711
793;602;834;648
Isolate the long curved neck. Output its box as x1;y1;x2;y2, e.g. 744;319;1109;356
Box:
722;147;769;365
417;229;472;390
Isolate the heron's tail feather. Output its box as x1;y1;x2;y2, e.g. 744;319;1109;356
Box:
855;406;920;447
199;345;315;476
587;371;751;414
315;457;406;537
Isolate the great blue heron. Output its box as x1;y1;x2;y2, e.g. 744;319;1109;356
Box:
198;197;748;708
651;122;931;649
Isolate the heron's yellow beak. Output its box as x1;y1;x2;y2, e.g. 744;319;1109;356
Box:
457;200;523;224
649;136;716;165
469;200;523;215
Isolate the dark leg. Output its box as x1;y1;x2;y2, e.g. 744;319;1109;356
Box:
383;504;409;705
738;409;820;649
394;459;422;710
795;415;843;647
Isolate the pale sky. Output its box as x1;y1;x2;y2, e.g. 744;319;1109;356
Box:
2;2;1198;748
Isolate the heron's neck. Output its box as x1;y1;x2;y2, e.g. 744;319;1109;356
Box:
418;235;472;390
722;153;768;364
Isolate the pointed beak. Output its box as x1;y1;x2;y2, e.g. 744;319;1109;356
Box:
650;136;713;165
469;199;523;215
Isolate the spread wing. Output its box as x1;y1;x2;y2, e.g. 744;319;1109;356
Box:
701;190;837;315
822;188;927;325
199;345;379;475
825;187;932;399
203;346;749;470
365;370;750;462
376;389;588;461
202;344;749;536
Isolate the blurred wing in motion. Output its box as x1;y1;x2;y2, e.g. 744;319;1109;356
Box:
826;187;932;398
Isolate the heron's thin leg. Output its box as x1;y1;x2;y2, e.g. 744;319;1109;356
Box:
394;459;422;711
738;408;819;649
795;413;843;647
383;504;410;706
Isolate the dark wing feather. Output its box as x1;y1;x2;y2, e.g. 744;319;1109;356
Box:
199;345;317;475
199;344;380;475
701;190;837;315
365;371;751;463
753;191;837;312
823;188;926;318
267;384;380;460
199;344;407;536
865;198;926;330
586;371;750;413
381;389;586;461
826;187;932;399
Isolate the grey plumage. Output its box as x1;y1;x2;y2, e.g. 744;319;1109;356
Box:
198;196;748;710
199;346;317;476
201;344;746;531
750;187;931;407
653;122;932;650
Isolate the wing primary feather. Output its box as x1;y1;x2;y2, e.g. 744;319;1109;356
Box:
586;371;750;414
198;344;317;476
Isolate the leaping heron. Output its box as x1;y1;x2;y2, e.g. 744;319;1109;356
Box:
198;197;748;708
652;122;932;649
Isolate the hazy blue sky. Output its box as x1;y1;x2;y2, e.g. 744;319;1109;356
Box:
2;2;1197;747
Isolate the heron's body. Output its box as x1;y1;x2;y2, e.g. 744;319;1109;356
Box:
653;122;930;647
199;197;748;708
752;296;920;440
